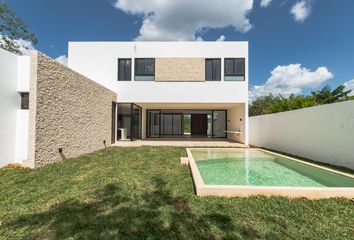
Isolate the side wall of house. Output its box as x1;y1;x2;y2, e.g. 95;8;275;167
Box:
0;49;18;167
15;56;31;164
26;51;117;168
249;101;354;170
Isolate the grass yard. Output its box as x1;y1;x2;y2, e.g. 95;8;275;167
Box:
0;146;353;239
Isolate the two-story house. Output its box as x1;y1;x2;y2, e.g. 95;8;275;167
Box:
68;41;249;144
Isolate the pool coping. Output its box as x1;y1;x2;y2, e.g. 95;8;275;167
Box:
186;148;354;199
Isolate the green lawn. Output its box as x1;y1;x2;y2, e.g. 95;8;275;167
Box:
0;146;353;239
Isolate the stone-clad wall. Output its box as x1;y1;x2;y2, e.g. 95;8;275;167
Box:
155;58;205;81
26;51;117;168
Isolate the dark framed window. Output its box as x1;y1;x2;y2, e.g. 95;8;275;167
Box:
224;58;245;81
135;58;155;81
20;92;29;109
118;59;131;81
205;59;221;81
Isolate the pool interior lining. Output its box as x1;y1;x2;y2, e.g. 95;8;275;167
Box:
186;148;354;199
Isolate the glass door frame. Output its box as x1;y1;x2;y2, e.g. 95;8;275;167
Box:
211;110;227;138
146;110;184;138
146;109;161;138
130;103;142;141
116;103;142;141
146;109;227;139
161;113;183;136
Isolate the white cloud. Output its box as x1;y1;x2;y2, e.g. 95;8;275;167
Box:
114;0;253;41
250;64;334;101
216;35;226;41
195;36;204;42
55;55;68;66
343;79;354;96
290;1;311;22
260;0;272;8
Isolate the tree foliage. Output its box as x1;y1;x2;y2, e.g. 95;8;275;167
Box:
0;1;37;54
311;85;352;104
249;85;353;116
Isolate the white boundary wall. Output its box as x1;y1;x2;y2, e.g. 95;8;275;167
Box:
249;100;354;170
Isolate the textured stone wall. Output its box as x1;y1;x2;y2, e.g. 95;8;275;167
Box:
26;51;117;168
26;51;38;168
155;58;205;81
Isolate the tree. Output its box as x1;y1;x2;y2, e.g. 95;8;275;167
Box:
249;94;277;116
0;1;37;54
249;85;353;117
249;94;317;116
274;94;317;112
311;85;352;104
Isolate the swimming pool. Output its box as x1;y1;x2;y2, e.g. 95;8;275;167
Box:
186;148;354;198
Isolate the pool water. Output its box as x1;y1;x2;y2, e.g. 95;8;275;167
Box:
192;149;354;187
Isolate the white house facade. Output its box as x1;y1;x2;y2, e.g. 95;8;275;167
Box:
69;42;249;144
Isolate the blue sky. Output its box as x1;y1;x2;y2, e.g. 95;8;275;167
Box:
7;0;354;97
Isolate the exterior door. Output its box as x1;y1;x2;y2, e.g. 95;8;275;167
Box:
191;114;208;136
147;110;161;138
162;114;182;136
131;104;142;140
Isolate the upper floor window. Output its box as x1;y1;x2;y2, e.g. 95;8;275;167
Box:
224;58;245;81
205;59;221;81
118;59;131;81
20;92;29;109
135;58;155;81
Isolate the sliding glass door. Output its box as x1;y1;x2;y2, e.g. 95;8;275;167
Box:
173;114;182;135
146;109;227;138
117;103;131;139
161;114;182;136
117;103;141;141
212;110;227;138
147;110;161;138
147;111;184;137
131;104;142;140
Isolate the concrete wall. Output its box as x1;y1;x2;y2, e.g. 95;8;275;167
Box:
227;104;246;143
15;56;31;164
17;56;31;92
26;51;117;168
0;49;30;167
0;49;19;167
249;101;354;169
155;58;205;81
68;41;249;104
15;110;29;163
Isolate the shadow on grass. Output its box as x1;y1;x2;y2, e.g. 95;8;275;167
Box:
6;176;243;239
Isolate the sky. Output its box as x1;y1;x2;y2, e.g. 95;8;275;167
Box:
7;0;354;98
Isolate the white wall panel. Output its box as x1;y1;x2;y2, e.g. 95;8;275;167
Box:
250;101;354;169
